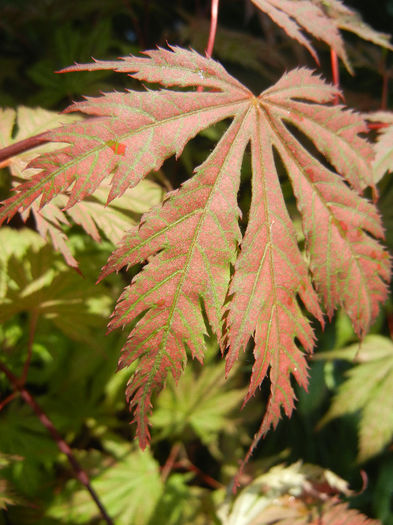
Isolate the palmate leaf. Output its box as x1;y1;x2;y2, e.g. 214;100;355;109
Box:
313;0;393;50
0;47;389;463
0;228;111;344
312;504;380;525
367;111;393;183
250;0;349;68
47;442;163;525
250;0;393;72
217;461;379;525
150;350;246;450
317;335;393;462
0;107;164;268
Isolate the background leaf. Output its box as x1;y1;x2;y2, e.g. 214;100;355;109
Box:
317;335;393;461
0;107;164;267
47;442;163;525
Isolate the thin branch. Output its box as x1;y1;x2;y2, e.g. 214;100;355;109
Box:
0;133;49;164
0;391;19;411
21;309;39;385
197;0;220;93
330;48;340;105
144;0;150;47
205;0;219;59
161;442;182;482
175;458;223;489
0;361;114;525
121;0;146;47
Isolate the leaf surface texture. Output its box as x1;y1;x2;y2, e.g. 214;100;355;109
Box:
0;47;389;457
0;107;164;267
249;0;393;71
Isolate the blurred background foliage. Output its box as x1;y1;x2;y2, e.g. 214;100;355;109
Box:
1;0;393;523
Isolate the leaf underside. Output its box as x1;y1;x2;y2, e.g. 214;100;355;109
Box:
0;46;390;468
250;0;393;72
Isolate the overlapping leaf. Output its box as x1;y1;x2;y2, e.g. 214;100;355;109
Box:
47;442;163;525
317;0;393;50
250;0;393;71
0;228;111;343
150;348;246;450
250;0;349;67
367;111;393;183
0;107;164;267
217;461;379;525
317;335;393;462
0;47;389;459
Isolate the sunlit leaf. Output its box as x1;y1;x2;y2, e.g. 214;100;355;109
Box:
47;443;163;525
217;461;378;524
367;111;393;183
0;107;164;267
0;47;388;469
0;228;111;343
151;354;245;449
318;335;393;461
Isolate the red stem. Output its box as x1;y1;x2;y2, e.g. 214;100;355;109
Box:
0;391;18;411
121;0;145;47
161;442;182;482
144;0;150;46
205;0;219;58
197;0;220;93
367;122;390;131
0;361;114;525
0;133;49;164
175;458;223;489
330;48;340;105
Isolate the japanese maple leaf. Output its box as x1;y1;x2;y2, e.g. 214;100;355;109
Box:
318;335;393;462
0;47;389;460
316;0;393;50
219;462;379;524
367;111;393;183
0;107;163;268
250;0;393;71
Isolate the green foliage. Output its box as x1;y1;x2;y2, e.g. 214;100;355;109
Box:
151;343;246;451
0;454;23;511
48;442;163;525
26;21;128;108
0;228;111;342
317;336;393;462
